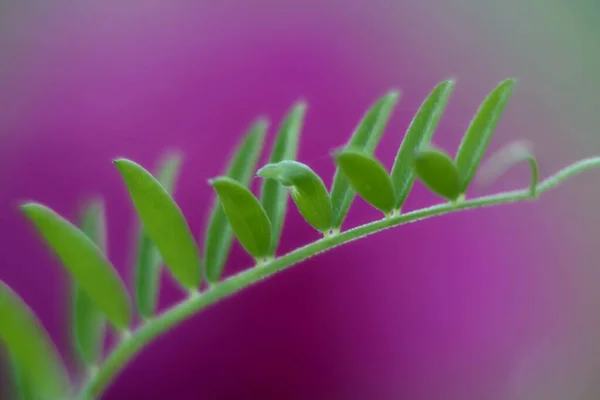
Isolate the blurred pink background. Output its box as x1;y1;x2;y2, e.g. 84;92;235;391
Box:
1;1;600;399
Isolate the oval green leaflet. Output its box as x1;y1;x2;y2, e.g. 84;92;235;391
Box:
134;151;183;318
257;160;333;233
204;119;268;283
72;199;107;366
391;79;455;209
330;90;399;228
260;102;306;255
413;148;461;201
334;150;395;214
455;78;516;194
0;281;70;399
210;177;272;260
21;202;131;330
477;140;539;196
114;159;201;290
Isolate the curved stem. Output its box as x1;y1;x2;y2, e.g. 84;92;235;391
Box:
78;157;600;399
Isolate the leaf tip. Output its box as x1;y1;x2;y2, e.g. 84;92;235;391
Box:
497;78;518;93
19;201;37;211
112;158;130;173
208;176;230;189
292;100;308;112
441;78;457;88
256;164;277;179
384;89;401;102
19;201;45;218
254;116;270;130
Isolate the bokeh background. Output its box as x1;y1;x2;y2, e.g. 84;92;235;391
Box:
1;0;600;399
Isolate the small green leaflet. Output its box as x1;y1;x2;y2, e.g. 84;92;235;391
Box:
260;102;306;255
134;152;183;318
21;203;131;329
455;78;516;194
73;199;107;366
391;79;455;209
334;150;395;214
257;160;333;233
330;90;399;228
413;148;461;201
210;177;272;259
115;159;201;290
204;119;268;283
477;140;539;196
0;281;70;399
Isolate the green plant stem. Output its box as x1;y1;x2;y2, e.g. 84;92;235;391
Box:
78;157;600;399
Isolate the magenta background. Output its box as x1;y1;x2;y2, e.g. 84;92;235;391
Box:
1;1;599;399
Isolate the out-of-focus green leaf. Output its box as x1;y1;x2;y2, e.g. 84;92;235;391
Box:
0;281;70;399
21;203;131;329
477;140;539;196
73;199;107;366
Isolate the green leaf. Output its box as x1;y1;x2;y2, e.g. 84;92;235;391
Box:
9;355;36;400
114;159;201;290
257;160;333;233
210;177;272;259
1;351;35;400
260;102;306;255
477;140;539;196
0;281;70;399
330;90;399;228
413;148;461;201
134;152;183;318
204;119;268;283
21;203;131;330
455;78;516;194
333;150;395;214
391;79;455;209
73;199;107;366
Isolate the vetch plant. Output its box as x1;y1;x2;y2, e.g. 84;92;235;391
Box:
1;78;600;399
